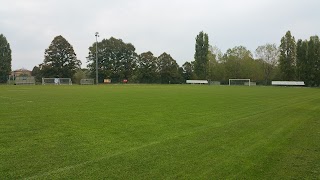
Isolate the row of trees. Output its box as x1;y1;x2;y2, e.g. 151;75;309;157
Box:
85;32;280;85
277;31;320;86
86;37;182;83
1;31;320;86
188;31;320;86
296;36;320;86
34;34;278;85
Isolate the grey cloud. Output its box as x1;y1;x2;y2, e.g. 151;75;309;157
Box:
1;0;319;70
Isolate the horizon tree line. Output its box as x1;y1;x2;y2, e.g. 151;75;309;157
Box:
1;31;320;86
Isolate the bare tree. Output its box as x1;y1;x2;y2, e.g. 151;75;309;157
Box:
255;43;279;84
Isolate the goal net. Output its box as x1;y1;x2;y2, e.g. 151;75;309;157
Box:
80;79;94;85
42;78;72;85
15;76;35;85
229;79;251;86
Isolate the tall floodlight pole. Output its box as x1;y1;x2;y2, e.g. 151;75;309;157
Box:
95;32;99;85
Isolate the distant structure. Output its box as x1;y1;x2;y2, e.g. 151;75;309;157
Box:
11;68;32;77
8;68;33;84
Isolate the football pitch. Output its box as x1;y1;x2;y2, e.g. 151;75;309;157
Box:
0;85;319;179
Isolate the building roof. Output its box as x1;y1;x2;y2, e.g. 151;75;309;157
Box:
13;68;32;72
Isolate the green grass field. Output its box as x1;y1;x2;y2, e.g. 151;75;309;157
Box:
0;85;320;179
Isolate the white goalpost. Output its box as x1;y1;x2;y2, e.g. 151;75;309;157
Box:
80;79;94;85
42;78;72;85
229;79;251;86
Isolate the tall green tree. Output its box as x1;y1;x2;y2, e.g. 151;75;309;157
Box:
296;36;320;86
40;35;81;78
296;39;308;83
0;34;12;83
306;36;320;86
279;31;296;80
87;37;137;83
194;31;209;79
286;35;320;87
156;52;182;84
255;43;279;84
136;51;158;83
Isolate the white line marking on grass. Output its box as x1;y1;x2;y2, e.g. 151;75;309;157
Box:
24;141;161;180
7;90;31;92
24;95;316;179
25;115;252;179
24;112;263;180
0;96;34;104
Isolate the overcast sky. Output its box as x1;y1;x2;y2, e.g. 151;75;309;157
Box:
1;0;320;70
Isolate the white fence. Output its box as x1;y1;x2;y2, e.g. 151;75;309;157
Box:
186;80;208;84
272;81;305;86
